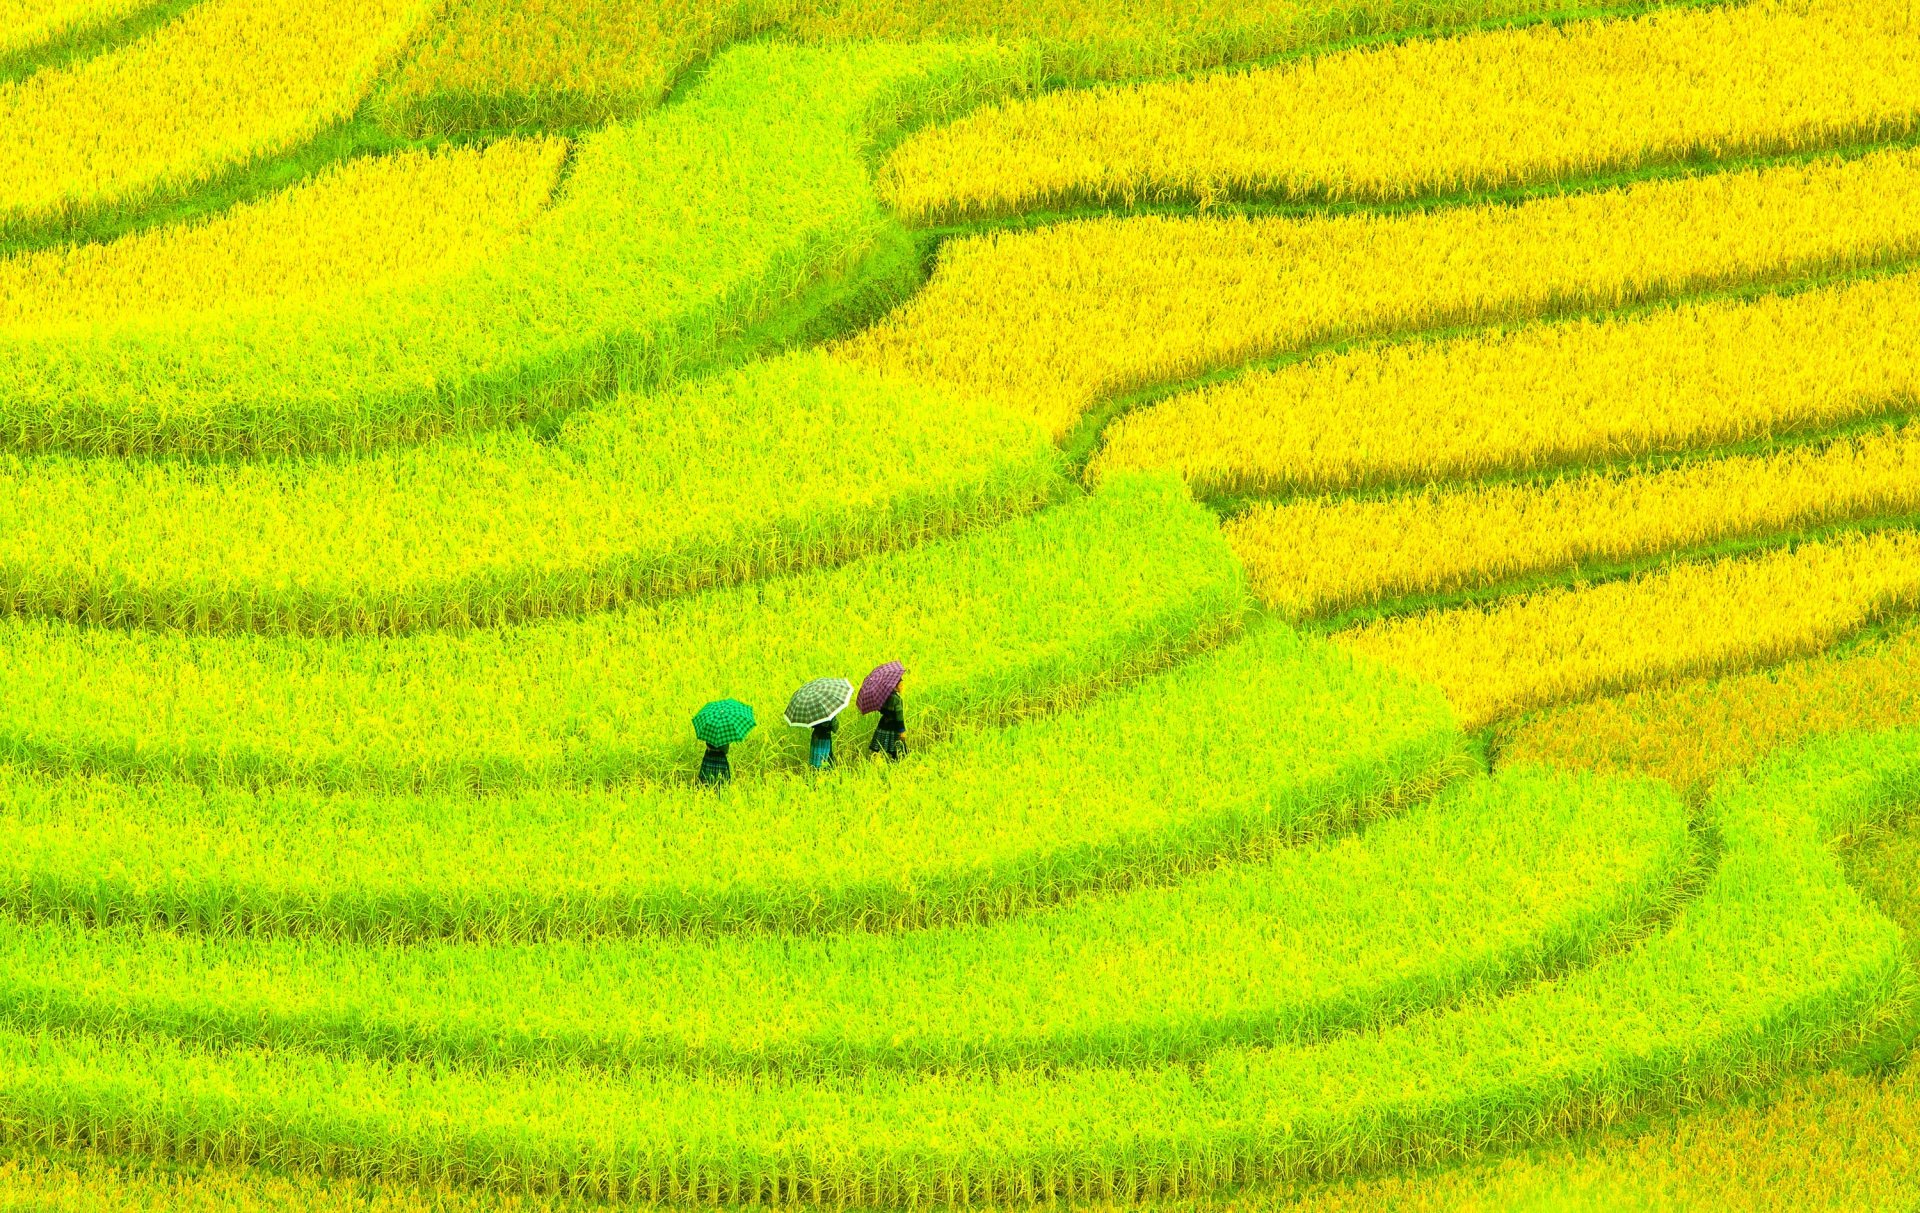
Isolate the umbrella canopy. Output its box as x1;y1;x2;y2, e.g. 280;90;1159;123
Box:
858;661;906;714
693;699;756;747
784;677;853;728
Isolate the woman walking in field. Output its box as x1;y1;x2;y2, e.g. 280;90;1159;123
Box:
692;699;755;785
785;677;853;770
860;661;908;760
809;716;839;768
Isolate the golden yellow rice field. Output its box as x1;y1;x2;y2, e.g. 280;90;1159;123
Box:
2;0;1918;1207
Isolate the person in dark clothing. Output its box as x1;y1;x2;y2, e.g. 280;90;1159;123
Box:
809;715;838;769
869;689;907;760
692;697;754;786
699;742;732;784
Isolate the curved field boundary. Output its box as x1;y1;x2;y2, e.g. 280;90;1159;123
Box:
879;0;1919;222
844;146;1920;442
0;768;1689;1074
0;0;439;242
0;730;1900;1201
0;138;567;332
376;0;1653;139
0;41;1020;459
1231;420;1920;620
0;0;162;61
0;624;1463;941
0;354;1063;636
0;475;1244;792
1334;525;1920;730
376;0;781;136
0;1;203;88
1091;266;1920;500
1497;618;1920;800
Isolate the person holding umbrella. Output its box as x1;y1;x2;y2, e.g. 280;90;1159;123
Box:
692;698;755;785
786;676;854;770
859;661;908;760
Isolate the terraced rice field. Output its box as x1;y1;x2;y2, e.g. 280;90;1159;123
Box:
1;0;1918;1208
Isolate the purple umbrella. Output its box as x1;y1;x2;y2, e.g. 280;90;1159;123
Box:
858;661;906;714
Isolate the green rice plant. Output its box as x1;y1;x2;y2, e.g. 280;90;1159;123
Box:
0;473;1242;792
0;353;1063;635
0;622;1463;941
10;1059;1920;1213
0;41;1020;459
0;0;440;243
0;730;1899;1200
0;766;1688;1073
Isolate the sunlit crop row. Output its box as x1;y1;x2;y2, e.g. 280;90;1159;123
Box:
4;2;1913;1202
846;147;1920;440
881;0;1920;220
382;0;778;134
1337;528;1920;729
0;0;153;59
1231;422;1920;619
0;0;436;235
0;624;1459;942
1500;619;1920;800
0;354;1062;635
1296;1066;1920;1213
0;729;1892;1202
0;139;566;332
790;0;1615;83
379;0;1607;134
29;36;1920;459
0;765;1675;1074
0;42;992;458
0;475;1244;792
12;1062;1916;1212
1095;266;1920;498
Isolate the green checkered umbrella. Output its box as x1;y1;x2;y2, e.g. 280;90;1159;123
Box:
693;699;756;747
784;677;853;728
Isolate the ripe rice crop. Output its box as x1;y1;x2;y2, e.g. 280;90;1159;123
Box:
0;0;155;59
1091;267;1920;499
789;0;1622;83
0;353;1063;635
382;0;1617;136
0;139;567;332
1336;528;1920;729
0;41;1010;459
846;147;1920;440
881;0;1920;222
1499;620;1920;800
0;768;1686;1072
1232;421;1920;619
0;474;1245;792
0;731;1895;1201
0;0;438;239
381;0;780;135
1293;1067;1920;1213
9;3;1918;1202
0;624;1463;941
